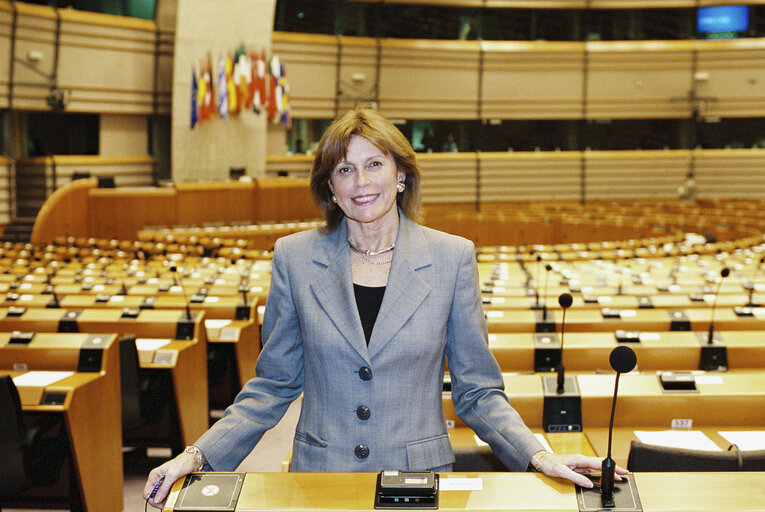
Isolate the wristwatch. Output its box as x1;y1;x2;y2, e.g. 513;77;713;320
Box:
184;445;207;471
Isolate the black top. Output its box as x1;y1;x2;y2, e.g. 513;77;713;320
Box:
353;283;386;345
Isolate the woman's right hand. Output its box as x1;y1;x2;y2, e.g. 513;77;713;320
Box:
142;450;198;509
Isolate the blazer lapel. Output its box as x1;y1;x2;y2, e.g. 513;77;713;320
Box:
310;220;371;363
368;214;432;359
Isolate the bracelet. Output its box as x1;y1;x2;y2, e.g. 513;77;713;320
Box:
184;445;207;471
531;450;550;472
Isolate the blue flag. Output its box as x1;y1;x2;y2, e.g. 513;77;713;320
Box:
190;66;198;128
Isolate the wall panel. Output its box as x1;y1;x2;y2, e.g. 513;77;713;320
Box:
586;41;694;119
480;152;582;202
696;39;765;119
481;41;584;120
418;153;478;203
272;32;339;118
379;39;481;119
584;150;692;200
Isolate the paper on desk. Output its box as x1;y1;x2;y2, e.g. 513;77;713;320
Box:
205;319;232;329
473;433;553;452
718;431;765;451
135;338;171;351
439;477;483;491
13;370;74;387
634;430;721;451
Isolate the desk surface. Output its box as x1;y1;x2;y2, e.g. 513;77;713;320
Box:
162;471;765;512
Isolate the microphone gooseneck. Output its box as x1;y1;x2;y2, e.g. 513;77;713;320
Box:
707;267;730;344
170;265;192;320
602;345;637;506
542;263;552;320
556;292;573;394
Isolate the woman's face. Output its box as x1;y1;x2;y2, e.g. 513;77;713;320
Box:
328;135;404;228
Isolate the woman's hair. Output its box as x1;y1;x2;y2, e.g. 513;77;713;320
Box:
309;106;422;232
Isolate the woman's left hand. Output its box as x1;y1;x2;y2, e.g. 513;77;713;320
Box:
535;452;628;488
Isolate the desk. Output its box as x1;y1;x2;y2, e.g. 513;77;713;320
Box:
442;371;765;429
0;307;209;449
0;333;122;512
487;331;765;372
485;307;765;333
161;471;765;511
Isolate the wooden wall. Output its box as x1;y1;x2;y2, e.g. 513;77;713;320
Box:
0;1;170;115
31;177;316;242
273;33;765;122
267;148;765;204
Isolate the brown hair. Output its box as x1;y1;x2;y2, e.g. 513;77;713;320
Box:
309;106;422;233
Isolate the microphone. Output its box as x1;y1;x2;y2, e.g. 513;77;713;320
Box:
542;263;553;319
602;345;637;508
747;257;764;307
534;254;543;307
170;265;192;320
707;267;730;344
556;292;573;394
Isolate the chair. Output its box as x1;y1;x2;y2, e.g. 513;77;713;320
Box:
0;375;66;499
452;444;507;472
627;440;765;472
119;335;172;432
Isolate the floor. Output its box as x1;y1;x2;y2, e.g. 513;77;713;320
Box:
6;398;301;512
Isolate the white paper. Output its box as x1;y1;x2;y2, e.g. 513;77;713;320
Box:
634;430;721;451
639;332;661;341
486;311;503;318
13;370;74;387
718;431;765;451
439;477;483;491
135;338;171;351
205;319;232;329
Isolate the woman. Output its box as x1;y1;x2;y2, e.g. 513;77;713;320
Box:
144;106;621;508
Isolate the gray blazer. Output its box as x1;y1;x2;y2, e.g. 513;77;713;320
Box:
196;212;543;472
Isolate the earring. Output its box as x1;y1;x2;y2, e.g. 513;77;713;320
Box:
331;194;337;203
396;181;405;193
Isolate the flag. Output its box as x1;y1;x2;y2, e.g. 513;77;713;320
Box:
190;65;198;128
226;52;239;115
266;54;281;121
199;54;215;123
251;50;267;114
217;52;229;120
234;45;251;109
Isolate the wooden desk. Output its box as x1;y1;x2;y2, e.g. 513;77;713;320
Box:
0;333;122;512
161;471;765;512
485;307;765;333
487;331;765;372
0;307;209;449
443;371;765;429
2;292;262;394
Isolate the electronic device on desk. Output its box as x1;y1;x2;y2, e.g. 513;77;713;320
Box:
577;346;642;511
173;472;245;512
543;293;581;433
374;470;438;510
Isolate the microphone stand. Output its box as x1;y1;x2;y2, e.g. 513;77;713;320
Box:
707;267;730;345
601;371;621;507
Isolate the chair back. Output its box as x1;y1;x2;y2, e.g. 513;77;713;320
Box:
0;375;32;496
119;335;144;432
628;440;743;472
